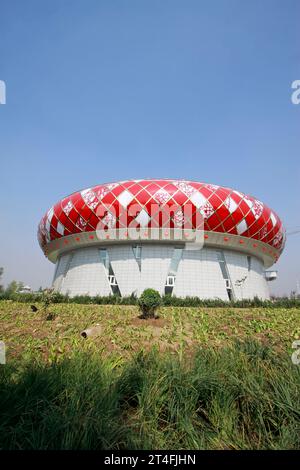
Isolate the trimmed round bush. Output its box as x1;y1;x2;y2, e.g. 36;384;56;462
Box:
138;288;162;318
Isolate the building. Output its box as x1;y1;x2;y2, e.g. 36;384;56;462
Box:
18;285;32;294
38;179;285;300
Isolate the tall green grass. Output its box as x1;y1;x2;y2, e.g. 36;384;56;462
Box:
0;341;299;449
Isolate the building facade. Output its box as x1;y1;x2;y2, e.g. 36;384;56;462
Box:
38;179;285;300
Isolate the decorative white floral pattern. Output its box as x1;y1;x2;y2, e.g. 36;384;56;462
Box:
173;181;195;198
81;189;98;210
206;184;220;191
76;217;87;230
107;183;119;191
96;187;109;200
272;230;285;249
154;189;171;204
173;209;184;227
199;202;214;218
63;200;73;216
260;226;268;239
252;200;264;219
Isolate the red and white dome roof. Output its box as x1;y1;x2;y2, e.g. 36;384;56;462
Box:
38;179;285;266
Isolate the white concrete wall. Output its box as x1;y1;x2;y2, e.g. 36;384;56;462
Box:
138;245;174;295
108;245;141;296
173;248;228;299
52;252;72;291
55;248;111;296
52;244;270;299
250;257;270;300
225;251;269;300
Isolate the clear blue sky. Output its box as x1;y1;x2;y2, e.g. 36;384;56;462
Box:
0;0;299;295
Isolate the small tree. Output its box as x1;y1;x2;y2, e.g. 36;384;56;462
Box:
138;288;161;319
41;288;57;320
5;280;24;296
290;290;297;299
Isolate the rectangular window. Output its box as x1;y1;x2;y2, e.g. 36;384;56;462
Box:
164;246;183;295
217;250;229;278
165;286;173;295
247;255;251;272
99;248;120;295
219;261;228;279
216;250;233;301
166;275;175;286
99;248;109;271
132;245;142;271
169;247;183;275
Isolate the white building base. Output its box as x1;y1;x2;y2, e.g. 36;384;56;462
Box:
52;243;270;300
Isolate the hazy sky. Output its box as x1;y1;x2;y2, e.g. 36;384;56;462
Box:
0;0;299;295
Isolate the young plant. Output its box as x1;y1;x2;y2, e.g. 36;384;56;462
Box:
41;289;57;320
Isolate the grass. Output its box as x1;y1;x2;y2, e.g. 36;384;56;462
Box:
0;301;300;449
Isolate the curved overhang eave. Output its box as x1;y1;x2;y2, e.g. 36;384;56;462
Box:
42;229;280;268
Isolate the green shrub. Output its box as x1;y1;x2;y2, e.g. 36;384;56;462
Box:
138;288;162;318
1;290;299;308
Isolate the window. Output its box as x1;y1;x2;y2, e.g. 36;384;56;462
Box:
164;246;183;295
217;250;229;278
166;275;175;286
99;248;120;295
108;275;118;285
169;247;183;275
132;245;142;271
99;248;109;271
219;260;228;279
247;256;251;272
165;286;173;295
216;250;233;301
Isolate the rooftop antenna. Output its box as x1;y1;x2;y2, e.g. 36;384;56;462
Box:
286;227;300;236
